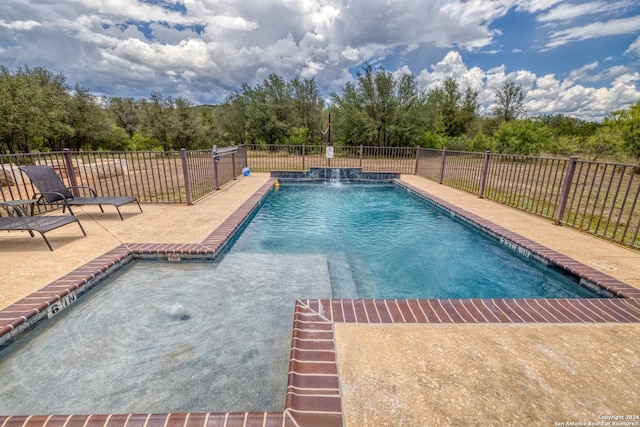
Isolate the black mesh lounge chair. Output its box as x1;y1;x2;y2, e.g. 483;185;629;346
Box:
20;165;142;221
0;202;86;251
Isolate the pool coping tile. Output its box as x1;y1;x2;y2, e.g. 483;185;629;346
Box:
1;176;640;427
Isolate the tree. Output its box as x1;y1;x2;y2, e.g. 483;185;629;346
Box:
108;97;140;138
606;101;640;163
138;92;177;151
0;66;71;153
288;77;323;143
218;85;251;145
536;114;598;138
429;77;479;138
492;79;526;123
59;85;112;151
494;119;553;155
245;78;289;145
331;63;429;146
219;74;324;146
584;127;621;161
172;97;201;149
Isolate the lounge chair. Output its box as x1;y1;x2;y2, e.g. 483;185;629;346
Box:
20;165;142;221
0;202;86;251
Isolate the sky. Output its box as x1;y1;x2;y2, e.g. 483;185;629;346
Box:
1;0;639;121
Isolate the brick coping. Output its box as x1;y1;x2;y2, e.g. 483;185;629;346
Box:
1;178;640;427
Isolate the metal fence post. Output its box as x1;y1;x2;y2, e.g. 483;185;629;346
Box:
231;151;237;179
62;148;80;196
359;145;363;168
214;156;220;190
180;148;193;205
242;144;248;168
439;149;447;184
414;147;421;175
302;144;306;170
554;156;578;225
478;150;491;198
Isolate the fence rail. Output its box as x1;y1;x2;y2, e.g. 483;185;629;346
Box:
246;144;416;174
415;148;640;250
1;144;638;250
1;147;247;211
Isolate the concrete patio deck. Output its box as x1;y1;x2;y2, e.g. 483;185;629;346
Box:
1;173;639;426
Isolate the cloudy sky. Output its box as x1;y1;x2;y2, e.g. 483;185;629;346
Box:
1;0;639;121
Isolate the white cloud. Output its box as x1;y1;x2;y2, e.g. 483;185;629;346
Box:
537;1;610;22
0;19;41;31
547;15;640;48
516;0;563;13
0;0;637;121
626;35;640;56
567;61;599;82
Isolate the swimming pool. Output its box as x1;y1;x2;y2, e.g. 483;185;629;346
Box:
0;178;601;415
226;182;598;299
0;259;331;414
0;174;638;426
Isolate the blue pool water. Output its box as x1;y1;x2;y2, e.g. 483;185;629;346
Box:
228;182;597;299
0;180;600;415
0;258;331;414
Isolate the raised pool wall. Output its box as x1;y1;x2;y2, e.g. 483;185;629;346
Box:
270;167;399;181
1;170;640;427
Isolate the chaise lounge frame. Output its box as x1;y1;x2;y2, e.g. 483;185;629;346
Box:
0;202;86;251
20;165;142;221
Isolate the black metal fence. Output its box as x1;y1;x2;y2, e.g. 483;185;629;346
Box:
246;144;416;174
1;144;638;250
0;146;247;209
416;149;639;250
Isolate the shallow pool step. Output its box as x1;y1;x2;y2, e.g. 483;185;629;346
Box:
327;253;357;298
220;252;333;299
347;253;381;298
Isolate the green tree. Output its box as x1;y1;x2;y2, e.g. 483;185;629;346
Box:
173;97;201;149
606;101;640;163
0;66;71;153
219;74;324;146
138;92;176;151
108;97;141;139
218;85;251;145
430;77;479;138
492;79;526;123
536;114;599;138
331;63;429;146
60;85;112;151
494;119;553;155
288;76;323;143
245;78;289;145
584;127;621;161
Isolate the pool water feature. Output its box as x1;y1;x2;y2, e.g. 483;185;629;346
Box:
0;257;331;415
227;182;598;299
